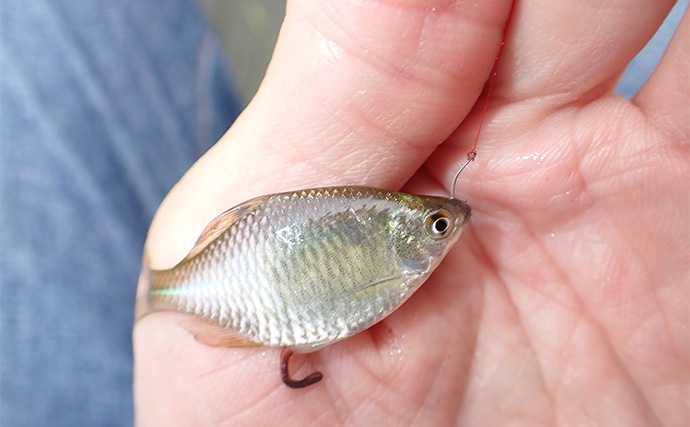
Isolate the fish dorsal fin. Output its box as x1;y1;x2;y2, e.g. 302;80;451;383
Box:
178;317;260;348
182;197;264;262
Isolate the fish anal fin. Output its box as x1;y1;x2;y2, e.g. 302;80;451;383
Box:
183;197;264;262
288;340;331;354
178;317;260;348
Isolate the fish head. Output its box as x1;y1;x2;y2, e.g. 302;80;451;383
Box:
389;195;471;277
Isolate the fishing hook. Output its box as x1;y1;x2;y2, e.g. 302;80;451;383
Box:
450;152;476;200
280;348;323;388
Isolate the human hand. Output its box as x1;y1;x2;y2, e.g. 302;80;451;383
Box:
134;0;688;425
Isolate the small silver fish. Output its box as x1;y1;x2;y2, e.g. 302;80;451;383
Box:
137;186;470;387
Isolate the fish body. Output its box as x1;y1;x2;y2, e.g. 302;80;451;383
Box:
140;186;470;353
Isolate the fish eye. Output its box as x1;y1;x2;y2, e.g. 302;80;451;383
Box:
425;209;453;239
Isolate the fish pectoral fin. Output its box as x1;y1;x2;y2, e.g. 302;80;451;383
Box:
182;197;265;262
178;317;260;348
350;274;403;295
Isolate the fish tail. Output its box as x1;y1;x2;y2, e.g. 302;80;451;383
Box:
134;250;154;322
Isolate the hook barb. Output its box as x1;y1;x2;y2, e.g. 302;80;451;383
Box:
280;348;323;388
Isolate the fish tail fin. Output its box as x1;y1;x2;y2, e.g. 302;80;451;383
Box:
134;250;154;322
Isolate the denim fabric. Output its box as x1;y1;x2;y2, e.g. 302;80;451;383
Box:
0;0;243;425
0;0;685;425
615;0;688;98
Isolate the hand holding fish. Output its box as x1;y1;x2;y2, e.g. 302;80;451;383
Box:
134;0;688;424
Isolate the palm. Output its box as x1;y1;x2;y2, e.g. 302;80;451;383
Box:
135;0;688;425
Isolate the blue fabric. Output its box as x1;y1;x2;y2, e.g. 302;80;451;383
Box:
0;0;243;426
0;0;685;425
615;0;688;98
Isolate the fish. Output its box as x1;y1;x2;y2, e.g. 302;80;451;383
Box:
137;185;470;387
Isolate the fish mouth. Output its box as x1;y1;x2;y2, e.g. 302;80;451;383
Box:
460;202;471;225
447;198;471;228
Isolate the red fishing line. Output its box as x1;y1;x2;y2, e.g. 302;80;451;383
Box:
467;0;516;161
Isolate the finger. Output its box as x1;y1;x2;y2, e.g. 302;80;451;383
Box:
496;0;678;103
634;7;689;143
426;0;682;207
147;0;515;268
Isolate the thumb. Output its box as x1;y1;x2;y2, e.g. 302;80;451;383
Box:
135;0;515;423
145;0;514;269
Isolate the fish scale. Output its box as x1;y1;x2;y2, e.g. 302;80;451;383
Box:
140;186;470;352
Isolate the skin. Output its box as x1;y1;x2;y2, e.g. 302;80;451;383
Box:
133;0;689;425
